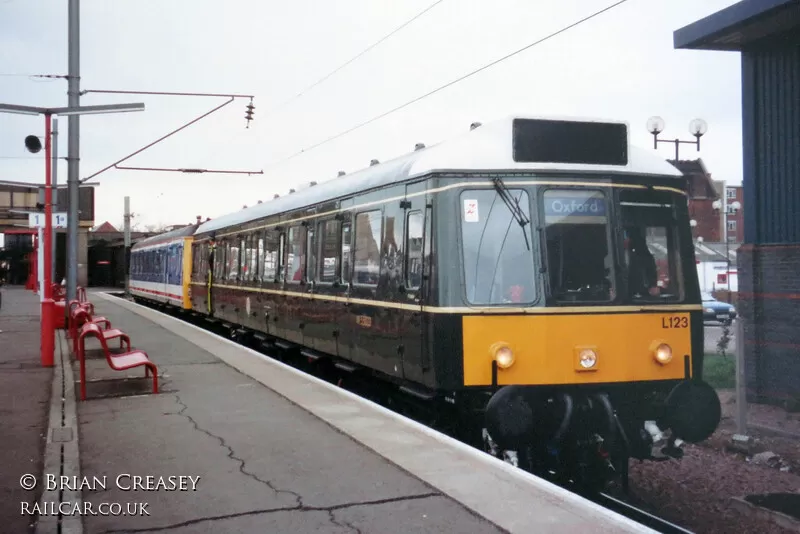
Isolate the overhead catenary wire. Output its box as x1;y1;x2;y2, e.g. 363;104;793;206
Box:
266;0;446;115
0;73;67;79
269;0;630;168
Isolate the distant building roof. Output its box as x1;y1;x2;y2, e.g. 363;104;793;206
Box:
92;221;118;233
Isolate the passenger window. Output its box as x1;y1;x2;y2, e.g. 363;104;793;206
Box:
256;236;265;283
319;220;341;283
193;244;201;281
214;243;224;280
205;243;210;279
278;233;286;282
287;226;306;283
222;243;229;279
242;237;251;282
251;234;259;283
227;241;240;281
406;211;423;290
307;225;317;283
353;210;382;286
262;231;277;281
247;235;257;283
341;222;352;283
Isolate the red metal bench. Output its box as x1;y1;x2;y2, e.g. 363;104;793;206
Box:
68;301;110;353
77;322;158;401
77;312;131;351
69;296;94;316
52;283;66;302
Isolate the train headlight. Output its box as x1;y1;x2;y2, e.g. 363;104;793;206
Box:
653;343;673;365
491;343;515;369
578;349;598;369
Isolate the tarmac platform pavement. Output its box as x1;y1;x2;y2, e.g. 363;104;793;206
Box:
0;286;52;534
11;287;657;533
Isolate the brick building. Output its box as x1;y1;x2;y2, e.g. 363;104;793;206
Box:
723;184;744;244
668;159;744;245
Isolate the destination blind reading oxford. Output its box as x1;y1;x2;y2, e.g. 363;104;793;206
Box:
544;195;606;216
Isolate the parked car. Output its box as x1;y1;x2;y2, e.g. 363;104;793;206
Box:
702;292;736;325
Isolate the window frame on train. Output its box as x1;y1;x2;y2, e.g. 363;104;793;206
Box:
540;186;616;305
459;187;537;306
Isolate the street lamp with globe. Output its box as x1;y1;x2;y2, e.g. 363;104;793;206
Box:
647;116;708;161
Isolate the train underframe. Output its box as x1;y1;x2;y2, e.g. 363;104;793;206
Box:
471;380;722;493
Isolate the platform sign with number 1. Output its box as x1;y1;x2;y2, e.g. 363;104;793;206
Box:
28;212;68;229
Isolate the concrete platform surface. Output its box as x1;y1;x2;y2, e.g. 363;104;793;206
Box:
67;292;654;533
0;287;52;534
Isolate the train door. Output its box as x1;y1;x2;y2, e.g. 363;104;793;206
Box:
205;239;221;317
167;243;180;306
401;182;429;383
338;217;353;361
167;243;179;305
158;247;168;304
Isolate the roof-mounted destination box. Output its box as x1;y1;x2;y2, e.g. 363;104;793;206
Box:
512;118;628;166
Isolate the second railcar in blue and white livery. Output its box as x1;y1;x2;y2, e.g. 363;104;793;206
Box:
129;224;198;309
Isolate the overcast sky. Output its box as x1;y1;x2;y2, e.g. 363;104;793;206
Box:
1;0;743;230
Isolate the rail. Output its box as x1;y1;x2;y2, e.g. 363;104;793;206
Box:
594;493;695;534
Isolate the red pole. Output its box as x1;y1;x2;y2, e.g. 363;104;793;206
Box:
41;113;55;367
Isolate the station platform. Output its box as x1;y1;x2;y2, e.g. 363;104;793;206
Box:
21;288;656;533
0;286;52;534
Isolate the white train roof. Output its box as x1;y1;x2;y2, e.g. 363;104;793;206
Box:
131;223;199;251
196;114;683;235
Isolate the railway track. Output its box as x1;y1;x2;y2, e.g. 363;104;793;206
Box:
594;493;694;534
122;294;695;534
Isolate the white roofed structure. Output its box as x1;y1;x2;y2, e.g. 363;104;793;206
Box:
197;114;684;235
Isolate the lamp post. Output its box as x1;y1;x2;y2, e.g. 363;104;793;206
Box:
712;197;742;301
0;102;145;367
697;235;706;292
690;219;706;291
647;116;708;161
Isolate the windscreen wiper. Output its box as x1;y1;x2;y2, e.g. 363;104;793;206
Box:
491;177;531;250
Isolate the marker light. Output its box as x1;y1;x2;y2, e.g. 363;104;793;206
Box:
493;345;515;369
579;349;598;369
654;343;673;365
